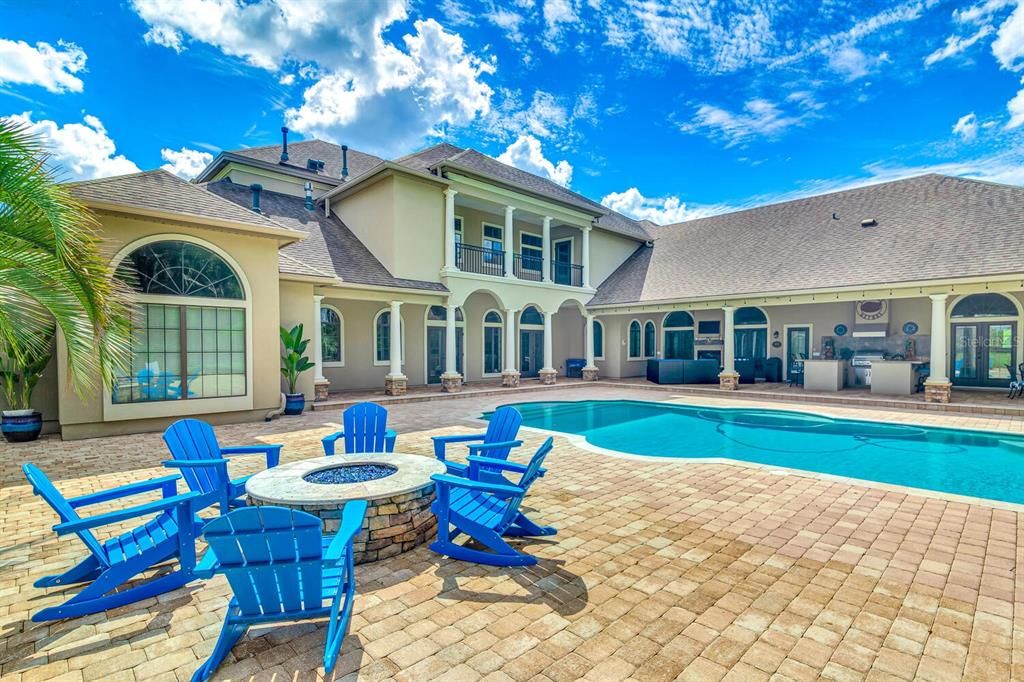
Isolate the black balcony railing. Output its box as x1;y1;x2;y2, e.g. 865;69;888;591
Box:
552;261;584;287
513;253;544;281
457;243;505;277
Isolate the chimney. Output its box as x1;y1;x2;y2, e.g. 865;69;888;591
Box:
341;145;349;178
280;126;289;162
304;181;314;211
250;183;262;213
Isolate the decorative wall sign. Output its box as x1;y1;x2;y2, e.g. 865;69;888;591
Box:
856;300;888;321
833;324;848;336
771;340;783;348
902;321;919;335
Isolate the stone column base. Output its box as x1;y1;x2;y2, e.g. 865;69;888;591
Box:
539;368;558;385
440;372;463;393
924;380;952;404
384;374;408;396
719;371;740;390
582;366;599;381
314;378;330;402
501;370;520;388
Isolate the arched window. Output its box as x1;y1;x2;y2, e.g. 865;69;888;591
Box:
321;305;344;366
734;306;768;359
951;293;1018;318
112;238;247;405
663;310;694;359
734;306;767;325
373;309;405;366
483;310;503;376
520;306;543;326
593;319;604;360
643;321;656;358
628;320;642;359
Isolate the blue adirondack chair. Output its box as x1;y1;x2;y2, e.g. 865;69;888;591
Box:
162;419;283;513
23;463;204;622
322;401;397;455
431;406;523;477
191;502;368;682
430;437;555;567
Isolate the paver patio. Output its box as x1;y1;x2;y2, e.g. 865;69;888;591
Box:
2;385;1023;681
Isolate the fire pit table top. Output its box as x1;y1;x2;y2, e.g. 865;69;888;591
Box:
245;453;447;506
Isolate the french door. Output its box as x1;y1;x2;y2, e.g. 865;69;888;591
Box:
786;326;810;379
952;322;1015;387
426;327;464;384
520;330;543;378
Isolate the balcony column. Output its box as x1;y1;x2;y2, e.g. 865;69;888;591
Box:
443;189;458;272
542;216;552;283
502;308;520;387
583;313;599;381
384;300;407;396
925;294;952;403
504;205;515;278
539;311;557;385
440;303;463;393
582;225;592;288
312;295;329;401
719;305;739;390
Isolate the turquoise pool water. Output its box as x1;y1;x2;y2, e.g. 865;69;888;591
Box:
493;400;1024;505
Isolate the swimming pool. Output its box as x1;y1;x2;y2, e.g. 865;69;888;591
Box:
493;400;1024;505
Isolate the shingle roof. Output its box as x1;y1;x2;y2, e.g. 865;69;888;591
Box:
230;139;385;182
591;174;1024;306
394;142;465;172
68;169;295;232
202;180;447;292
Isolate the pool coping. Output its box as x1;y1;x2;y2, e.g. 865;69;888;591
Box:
463;398;1024;515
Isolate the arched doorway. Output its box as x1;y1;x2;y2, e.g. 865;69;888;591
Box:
950;293;1020;388
519;306;544;378
425;306;465;384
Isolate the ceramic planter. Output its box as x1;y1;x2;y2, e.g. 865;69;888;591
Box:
2;409;43;443
283;393;305;415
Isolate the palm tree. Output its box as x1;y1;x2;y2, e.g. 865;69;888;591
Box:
0;117;132;400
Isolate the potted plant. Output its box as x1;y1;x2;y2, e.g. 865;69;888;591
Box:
0;333;53;443
280;323;315;415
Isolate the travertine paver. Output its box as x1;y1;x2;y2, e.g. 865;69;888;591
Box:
2;385;1024;681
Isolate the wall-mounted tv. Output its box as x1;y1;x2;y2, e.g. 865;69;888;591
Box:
698;320;721;335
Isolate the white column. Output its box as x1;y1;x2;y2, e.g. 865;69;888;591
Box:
504;308;518;373
444;304;458;377
542;311;554;372
443;189;458;271
312;295;325;383
504;205;515;278
927;294;950;383
388;300;404;378
542;216;552;283
582;226;591;288
585;314;596;368
722;306;736;375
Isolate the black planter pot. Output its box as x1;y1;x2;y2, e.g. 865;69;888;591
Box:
283;393;305;415
2;410;43;443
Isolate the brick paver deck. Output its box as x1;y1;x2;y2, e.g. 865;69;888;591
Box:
2;386;1023;681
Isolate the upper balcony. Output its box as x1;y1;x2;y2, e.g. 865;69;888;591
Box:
455;244;585;286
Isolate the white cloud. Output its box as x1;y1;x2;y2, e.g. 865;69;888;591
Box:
953;112;980;140
924;26;992;66
542;0;579;46
143;24;184;52
496;135;573;187
600;187;729;225
828;45;871;80
1007;85;1024;128
160;146;213;179
681;98;812;147
130;1;496;156
278;73;295;86
7;112;140;181
992;0;1024;70
0;39;86;93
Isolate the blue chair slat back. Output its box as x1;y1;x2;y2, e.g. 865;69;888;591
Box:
483;407;523;459
23;464;107;564
498;437;554;529
343;402;390;454
203;507;324;617
163;419;225;495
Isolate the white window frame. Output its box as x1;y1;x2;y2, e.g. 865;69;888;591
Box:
627;319;642;360
643;320;656;358
662;311;695;360
482;309;504;378
519;232;544;271
423;306;466;384
482;222;504;251
321;303;345;367
372;308;406;367
593;319;605;361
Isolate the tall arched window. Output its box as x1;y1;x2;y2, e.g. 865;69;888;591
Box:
520;306;543;326
483;310;503;376
321;305;344;366
425;306;465;383
373;309;405;366
593;319;605;360
112;238;247;404
735;306;768;359
663;310;694;359
643;321;656;358
628;320;642;359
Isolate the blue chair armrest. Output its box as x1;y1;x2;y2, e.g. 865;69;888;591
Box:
325;500;369;565
431;474;523;497
221;444;282;468
467;455;530;473
385;429;397;453
193;547;220;579
67;474;181;508
55;491;201;535
431;433;485;460
322;431;344;456
466;440;523;456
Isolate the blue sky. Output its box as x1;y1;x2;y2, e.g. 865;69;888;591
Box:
1;0;1023;224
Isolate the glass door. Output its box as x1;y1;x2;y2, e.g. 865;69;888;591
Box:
664;329;694;359
786;327;810;379
553;240;572;285
426;327;465;384
952;322;1015;387
520;330;542;377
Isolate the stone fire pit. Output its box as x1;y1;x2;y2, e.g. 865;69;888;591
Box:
245;453;447;563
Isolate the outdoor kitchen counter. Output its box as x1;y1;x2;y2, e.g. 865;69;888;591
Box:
870;360;925;396
802;359;849;392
